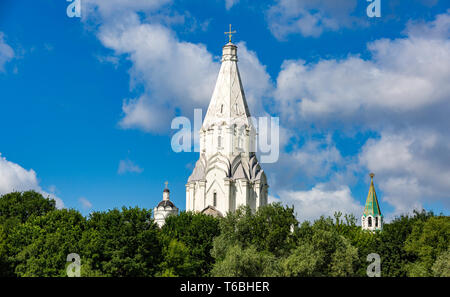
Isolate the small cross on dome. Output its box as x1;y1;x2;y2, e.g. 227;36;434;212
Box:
225;24;236;43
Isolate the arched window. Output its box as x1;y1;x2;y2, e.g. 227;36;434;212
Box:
213;192;217;207
220;104;223;113
375;217;378;227
368;217;372;227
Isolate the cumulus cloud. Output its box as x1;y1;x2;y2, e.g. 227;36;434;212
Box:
279;183;363;222
93;11;272;133
267;0;360;39
0;153;64;209
264;133;353;193
119;95;173;132
83;0;172;21
118;159;143;175
0;32;14;72
235;42;274;117
274;11;450;126
406;10;450;38
266;0;444;39
290;136;343;179
97;15;217;132
359;130;450;216
270;12;450;218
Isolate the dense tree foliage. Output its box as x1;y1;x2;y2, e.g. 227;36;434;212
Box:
0;191;56;226
211;204;297;261
211;245;280;277
404;215;450;276
0;191;448;277
373;210;434;276
7;209;86;276
0;191;58;276
159;211;220;276
79;207;162;277
285;217;359;277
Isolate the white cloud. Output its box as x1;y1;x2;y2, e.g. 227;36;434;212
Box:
0;32;14;72
97;16;218;132
359;130;450;216
119;95;172;132
0;153;64;209
118;159;143;175
83;0;172;20
267;0;360;39
290;135;343;179
406;10;450;39
81;1;274;134
274;12;450;124
78;197;93;210
279;183;363;222
225;0;239;10
235;42;274;117
93;11;272;133
271;12;450;219
264;134;352;193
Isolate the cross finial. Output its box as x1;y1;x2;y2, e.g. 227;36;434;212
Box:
164;181;168;189
369;173;375;181
225;24;236;43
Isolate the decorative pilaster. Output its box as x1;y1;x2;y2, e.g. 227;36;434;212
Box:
223;178;232;213
198;180;206;210
254;180;261;208
189;182;195;211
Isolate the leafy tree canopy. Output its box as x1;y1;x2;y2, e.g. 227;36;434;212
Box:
0;190;448;278
160;211;220;276
0;191;56;226
6;208;86;277
79;207;161;277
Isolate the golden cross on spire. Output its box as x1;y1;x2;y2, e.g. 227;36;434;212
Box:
225;24;236;43
164;181;169;189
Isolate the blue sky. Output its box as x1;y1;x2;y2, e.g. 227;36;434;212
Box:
0;0;449;221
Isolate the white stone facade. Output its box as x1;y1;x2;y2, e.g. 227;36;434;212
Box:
186;42;269;217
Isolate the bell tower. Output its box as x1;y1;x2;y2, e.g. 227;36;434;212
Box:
361;173;383;231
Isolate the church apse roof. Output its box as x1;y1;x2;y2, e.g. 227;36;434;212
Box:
157;200;176;209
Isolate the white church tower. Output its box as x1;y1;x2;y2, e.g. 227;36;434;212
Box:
154;182;179;227
186;26;269;217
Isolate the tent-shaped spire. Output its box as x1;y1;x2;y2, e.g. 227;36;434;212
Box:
363;173;382;217
202;42;252;130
